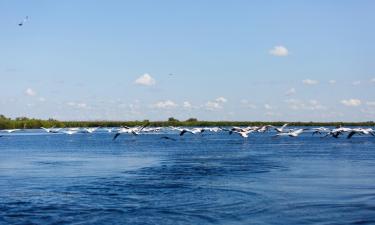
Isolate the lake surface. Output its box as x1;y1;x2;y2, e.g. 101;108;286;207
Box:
1;129;375;224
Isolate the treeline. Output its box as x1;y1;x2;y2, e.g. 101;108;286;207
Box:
0;115;374;129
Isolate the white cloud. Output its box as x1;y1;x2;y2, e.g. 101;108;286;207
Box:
38;97;46;102
77;103;87;108
25;88;36;96
269;45;289;57
134;73;156;86
341;99;361;107
152;100;177;109
240;100;257;109
204;97;228;110
205;101;222;110
302;79;319;85
67;102;88;109
366;101;375;107
285;99;326;110
285;88;296;96
183;101;192;109
371;78;375;83
215;97;227;103
265;111;281;117
264;104;272;110
329;80;337;84
352;80;361;86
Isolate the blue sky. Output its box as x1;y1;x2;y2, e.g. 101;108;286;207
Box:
1;0;374;121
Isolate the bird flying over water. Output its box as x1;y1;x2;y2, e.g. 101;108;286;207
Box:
275;124;289;133
276;129;307;137
1;129;20;133
160;136;176;141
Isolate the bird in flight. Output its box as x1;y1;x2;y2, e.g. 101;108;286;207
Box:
18;16;29;26
160;136;176;141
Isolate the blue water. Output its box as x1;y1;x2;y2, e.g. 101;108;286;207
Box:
1;129;375;225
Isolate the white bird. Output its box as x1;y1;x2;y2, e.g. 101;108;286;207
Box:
311;127;330;135
325;127;352;138
84;127;100;133
276;129;306;137
41;127;61;133
275;124;289;133
2;129;20;133
347;128;375;139
67;127;80;132
104;128;113;133
113;125;148;140
204;127;222;132
256;125;273;133
232;130;252;138
62;130;78;135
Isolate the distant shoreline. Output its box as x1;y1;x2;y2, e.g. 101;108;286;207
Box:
0;116;374;129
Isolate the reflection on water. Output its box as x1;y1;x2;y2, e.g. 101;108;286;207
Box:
0;131;375;224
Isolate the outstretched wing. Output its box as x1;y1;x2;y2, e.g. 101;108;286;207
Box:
113;133;121;140
347;131;356;139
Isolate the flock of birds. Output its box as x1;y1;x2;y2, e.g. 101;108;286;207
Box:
1;124;374;140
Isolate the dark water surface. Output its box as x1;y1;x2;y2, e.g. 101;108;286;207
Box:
1;129;375;224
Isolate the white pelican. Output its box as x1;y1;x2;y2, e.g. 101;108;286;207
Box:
232;130;253;138
311;127;330;135
41;127;61;133
62;130;78;135
325;127;352;138
347;128;375;139
275;124;289;133
2;129;20;133
84;127;100;133
276;129;306;137
113;125;148;140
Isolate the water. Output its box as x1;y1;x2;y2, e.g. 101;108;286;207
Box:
1;129;375;224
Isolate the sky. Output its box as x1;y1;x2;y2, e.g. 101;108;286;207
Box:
1;0;375;121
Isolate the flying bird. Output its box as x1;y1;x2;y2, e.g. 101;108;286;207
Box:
276;129;307;137
347;128;375;139
113;124;149;140
311;127;330;136
275;124;289;133
41;127;61;133
160;136;176;141
2;129;20;133
18;16;29;26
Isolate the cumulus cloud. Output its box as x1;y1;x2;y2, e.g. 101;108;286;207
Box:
265;111;281;117
269;45;289;57
205;101;222;110
366;101;375;107
329;80;337;84
240;99;257;109
183;101;192;109
66;102;88;109
25;88;36;96
264;104;272;110
204;97;228;110
152;100;177;109
302;79;319;85
352;80;361;86
341;99;361;107
215;97;227;103
38;97;46;102
285;99;326;110
134;73;156;86
285;88;296;96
